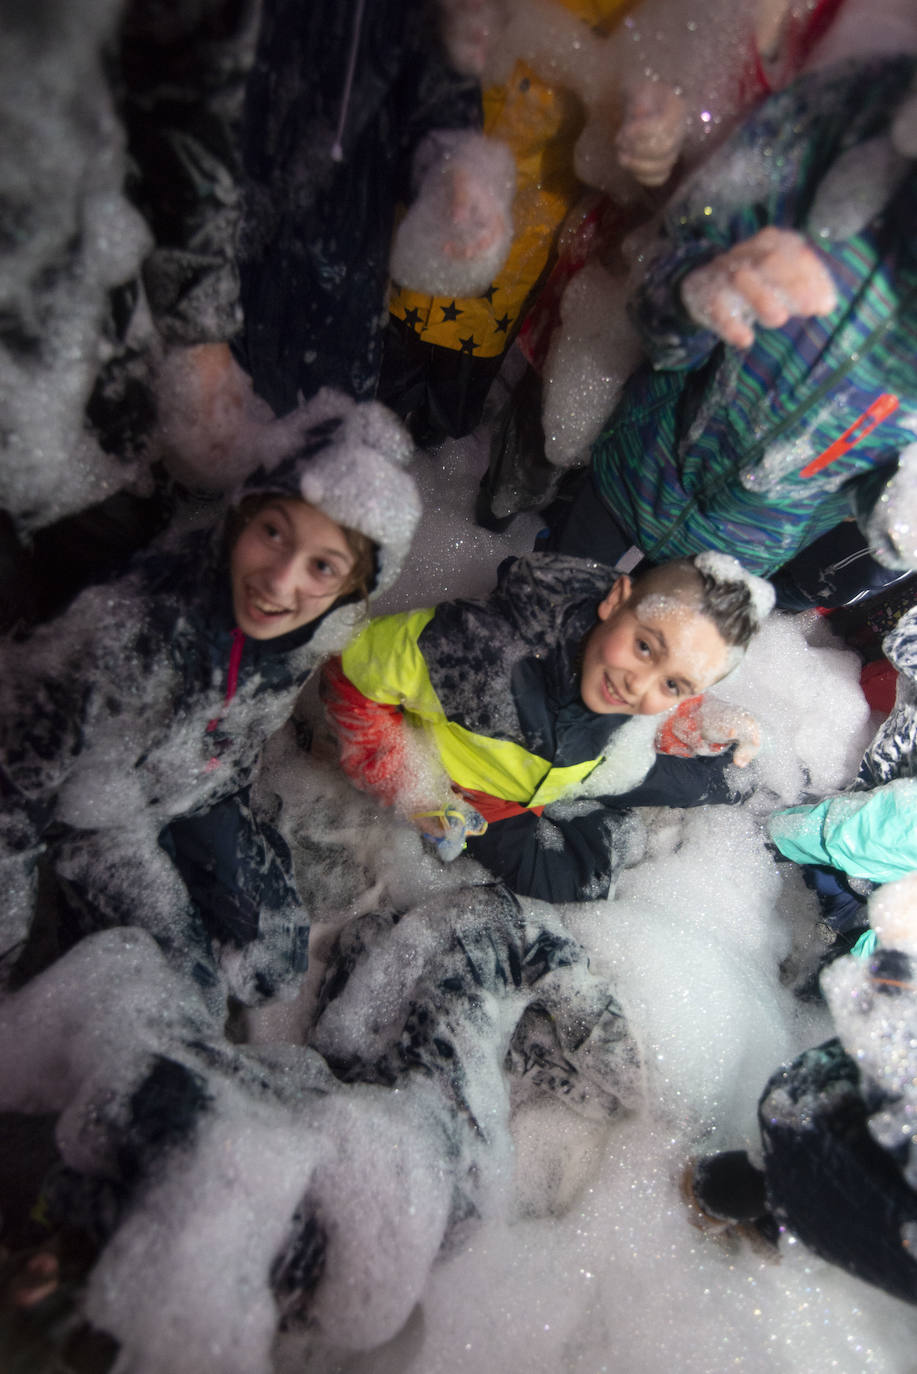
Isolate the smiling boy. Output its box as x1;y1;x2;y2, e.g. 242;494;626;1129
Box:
578;563;749;717
322;550;773;903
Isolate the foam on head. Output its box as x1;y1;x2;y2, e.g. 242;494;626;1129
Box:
628;553;775;666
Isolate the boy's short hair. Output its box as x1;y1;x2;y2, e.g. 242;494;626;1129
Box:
628;558;762;651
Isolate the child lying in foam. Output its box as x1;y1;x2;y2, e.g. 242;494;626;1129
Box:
322;550;773;903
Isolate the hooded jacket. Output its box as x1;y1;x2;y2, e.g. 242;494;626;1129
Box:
0;392;420;999
324;552;744;903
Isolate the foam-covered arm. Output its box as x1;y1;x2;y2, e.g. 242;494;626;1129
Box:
631;79;834;370
601;750;745;810
390;130;515;298
321;656;455;821
859;443;917;572
768;779;917;885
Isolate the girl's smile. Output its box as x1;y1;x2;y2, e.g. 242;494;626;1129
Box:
230;498;356;639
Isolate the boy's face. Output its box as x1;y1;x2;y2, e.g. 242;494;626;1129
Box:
230;498;356;639
579;576;732;716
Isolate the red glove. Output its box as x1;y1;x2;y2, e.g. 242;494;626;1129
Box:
655;697;761;768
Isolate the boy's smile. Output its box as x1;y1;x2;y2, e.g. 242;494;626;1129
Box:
579;575;732;716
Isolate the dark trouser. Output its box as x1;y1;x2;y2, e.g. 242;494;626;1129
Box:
790;866;870;1002
801;863;869;934
537;468;640;570
476;364;568;523
378;316;506;447
160;788;309;1004
760;1039;917;1305
771;521;914;612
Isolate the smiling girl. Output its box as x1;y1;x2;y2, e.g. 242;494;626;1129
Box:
230;496;376;638
0;392;419;1010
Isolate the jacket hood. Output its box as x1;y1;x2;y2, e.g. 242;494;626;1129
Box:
232;388;421;603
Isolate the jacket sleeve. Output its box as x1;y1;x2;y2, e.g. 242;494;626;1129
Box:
465;803;641;905
0;586;133;967
767;778;917;885
629;68;853;371
116;0;260;343
468;749;742;903
320;652;456;817
603;749;745;809
320;655;412;810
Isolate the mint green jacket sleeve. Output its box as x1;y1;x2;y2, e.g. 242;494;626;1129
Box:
767;778;917;884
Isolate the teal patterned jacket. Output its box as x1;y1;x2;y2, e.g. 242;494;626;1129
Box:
590;56;917;577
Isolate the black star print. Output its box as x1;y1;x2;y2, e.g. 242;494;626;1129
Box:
459;334;477;354
402;306;422;328
493;313;511;334
481;284;497;304
440;300;462;321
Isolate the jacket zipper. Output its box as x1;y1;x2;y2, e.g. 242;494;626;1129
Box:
205;627;246;766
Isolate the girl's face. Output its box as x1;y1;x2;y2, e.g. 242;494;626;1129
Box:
230;498;357;639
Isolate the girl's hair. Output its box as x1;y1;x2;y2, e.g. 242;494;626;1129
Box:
227;494;377;603
338;524;376;602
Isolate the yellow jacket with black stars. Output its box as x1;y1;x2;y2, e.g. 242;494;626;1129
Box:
390;0;635;359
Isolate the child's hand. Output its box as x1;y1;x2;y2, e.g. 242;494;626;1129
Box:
681;228;838;349
411;802;488;861
615;82;686;188
437;0;501;76
656;697;761;767
390;133;514;296
153;342;274;489
441;164;510;261
713;705;761;767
